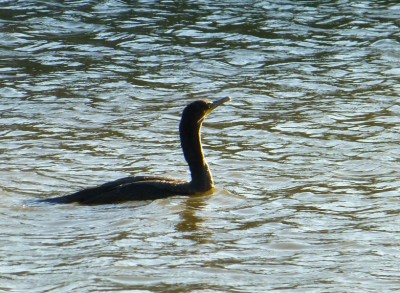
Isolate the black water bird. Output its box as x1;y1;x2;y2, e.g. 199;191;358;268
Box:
42;97;231;204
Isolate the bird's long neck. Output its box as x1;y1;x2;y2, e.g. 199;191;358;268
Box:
179;118;213;192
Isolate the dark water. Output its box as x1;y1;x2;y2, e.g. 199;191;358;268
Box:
1;0;400;291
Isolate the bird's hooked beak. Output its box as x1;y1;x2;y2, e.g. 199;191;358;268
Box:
198;97;231;124
204;97;231;118
210;96;231;112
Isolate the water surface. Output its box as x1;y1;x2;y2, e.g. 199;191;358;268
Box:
1;1;400;292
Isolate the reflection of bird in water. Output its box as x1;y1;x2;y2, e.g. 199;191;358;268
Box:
42;97;231;205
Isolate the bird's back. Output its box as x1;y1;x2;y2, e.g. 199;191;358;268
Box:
41;176;190;205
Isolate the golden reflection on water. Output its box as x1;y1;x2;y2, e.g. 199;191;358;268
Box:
177;194;211;244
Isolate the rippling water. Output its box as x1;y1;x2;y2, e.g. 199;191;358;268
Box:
1;1;400;291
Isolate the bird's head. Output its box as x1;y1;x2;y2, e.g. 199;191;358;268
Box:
182;97;231;125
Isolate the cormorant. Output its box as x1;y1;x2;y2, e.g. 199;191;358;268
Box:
41;97;231;204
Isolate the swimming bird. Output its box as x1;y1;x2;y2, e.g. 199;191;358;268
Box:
42;97;231;204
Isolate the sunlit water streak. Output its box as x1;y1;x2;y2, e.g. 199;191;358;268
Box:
1;0;400;291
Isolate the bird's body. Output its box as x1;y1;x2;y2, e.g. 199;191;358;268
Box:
46;176;191;205
42;97;230;204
